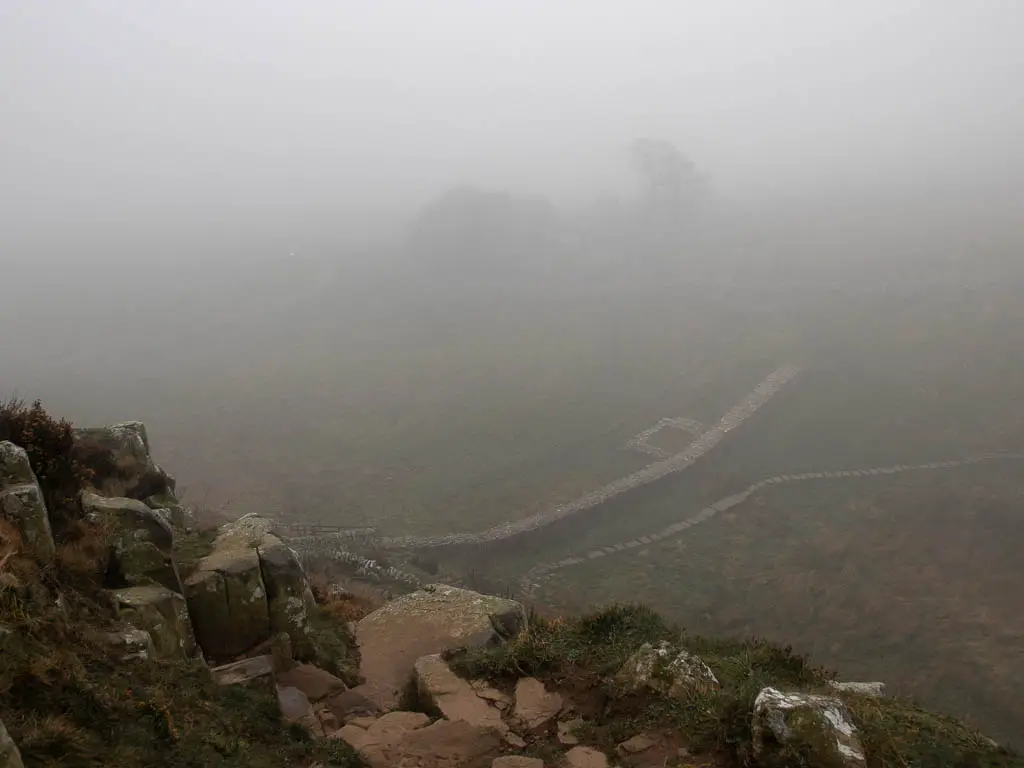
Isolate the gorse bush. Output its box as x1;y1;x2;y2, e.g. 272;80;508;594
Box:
0;397;93;529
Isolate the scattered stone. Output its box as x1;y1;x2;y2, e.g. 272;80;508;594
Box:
828;680;886;697
615;641;718;697
492;757;543;768
109;585;196;659
503;732;527;748
564;746;608;768
347;715;378;730
354;584;525;710
557;717;584;745
315;705;340;733
326;689;380;723
332;724;370;749
415;654;506;733
0;441;55;561
0;714;24;768
275;663;347;702
472;680;512;709
513;677;563;729
752;687;866;768
617;733;656;756
210;655;277;702
361;719;501;768
277;685;323;736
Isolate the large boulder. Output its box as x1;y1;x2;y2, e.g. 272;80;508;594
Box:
73;422;175;501
184;514;315;662
109;585;197;659
80;491;181;593
614;641;718;698
354;584;526;710
0;441;55;561
752;687;867;768
0;715;24;768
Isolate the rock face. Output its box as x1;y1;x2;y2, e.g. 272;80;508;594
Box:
0;441;55;561
81;491;182;593
74;422;176;501
752;687;867;768
0;716;24;768
615;641;718;697
110;585;196;659
354;584;526;710
414;654;506;733
184;514;315;662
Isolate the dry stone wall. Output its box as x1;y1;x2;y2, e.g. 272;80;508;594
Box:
519;452;1024;592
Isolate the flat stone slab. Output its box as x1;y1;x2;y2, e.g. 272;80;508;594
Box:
354;585;525;710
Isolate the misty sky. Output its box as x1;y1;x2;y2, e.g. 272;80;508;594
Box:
2;1;1023;263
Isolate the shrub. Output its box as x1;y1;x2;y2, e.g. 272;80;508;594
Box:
0;397;93;529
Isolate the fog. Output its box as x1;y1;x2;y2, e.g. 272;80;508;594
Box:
4;0;1024;745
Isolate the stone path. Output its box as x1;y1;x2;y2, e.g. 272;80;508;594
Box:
518;452;1024;593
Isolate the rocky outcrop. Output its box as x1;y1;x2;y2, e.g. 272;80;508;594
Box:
74;422;176;501
110;585;196;659
753;687;867;767
614;641;718;697
0;716;24;768
184;514;315;662
81;491;182;593
353;584;526;710
0;442;55;561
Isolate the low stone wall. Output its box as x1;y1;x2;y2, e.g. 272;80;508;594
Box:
519;452;1024;592
379;365;800;550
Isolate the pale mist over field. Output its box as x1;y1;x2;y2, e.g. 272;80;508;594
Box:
3;0;1024;743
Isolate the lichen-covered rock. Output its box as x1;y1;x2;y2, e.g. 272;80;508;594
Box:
110;585;196;659
80;491;181;593
74;422;176;501
614;641;718;697
143;491;188;530
354;584;526;710
828;680;886;697
183;514;315;662
752;687;867;768
106;625;157;661
0;441;55;561
210;654;274;689
0;715;24;768
256;532;316;655
184;547;269;661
